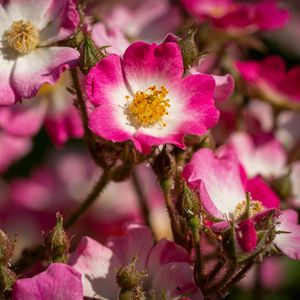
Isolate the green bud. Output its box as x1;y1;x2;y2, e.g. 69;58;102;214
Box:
177;182;200;220
79;33;107;74
116;256;144;291
44;213;70;263
178;25;203;70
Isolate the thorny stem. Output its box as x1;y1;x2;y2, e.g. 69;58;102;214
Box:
70;68;104;166
64;170;112;229
191;220;205;291
131;169;152;228
206;260;224;282
206;262;236;295
161;180;183;246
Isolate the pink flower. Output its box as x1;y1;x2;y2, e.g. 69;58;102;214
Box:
0;0;80;106
236;56;300;105
91;0;182;42
226;132;287;178
12;263;83;300
182;147;280;252
69;223;202;299
182;0;289;32
275;209;300;260
86;41;219;154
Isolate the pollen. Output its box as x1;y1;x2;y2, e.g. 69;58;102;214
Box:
233;200;264;220
126;85;170;128
5;20;39;55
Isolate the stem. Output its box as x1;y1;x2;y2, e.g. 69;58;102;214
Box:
131;169;151;228
206;263;236;295
70;68;104;166
161;181;183;245
64;170;111;229
207;260;224;282
191;222;205;290
70;68;89;133
219;261;254;295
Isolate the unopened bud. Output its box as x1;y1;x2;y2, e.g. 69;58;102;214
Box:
177;182;200;220
116;256;144;291
44;213;70;263
80;33;107;74
178;25;202;70
0;230;14;265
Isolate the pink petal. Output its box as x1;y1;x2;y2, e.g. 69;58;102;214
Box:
152;262;203;299
0;100;46;137
275;209;300;260
12;47;79;99
92;23;130;56
12;263;83;300
236;219;257;252
69;236;121;299
183;148;245;219
122;41;184;91
254;0;289;30
147;239;190;275
39;0;80;45
245;176;280;209
212;74;235;102
107;223;154;271
0;133;32;173
227;132;287;178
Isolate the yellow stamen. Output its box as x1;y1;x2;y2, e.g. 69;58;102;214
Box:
232;200;264;220
5;20;39;54
126;85;170;128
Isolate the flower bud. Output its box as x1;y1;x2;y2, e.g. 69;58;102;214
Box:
178;25;202;70
79;32;106;74
177;182;200;221
116;256;144;291
44;213;70;263
0;230;14;265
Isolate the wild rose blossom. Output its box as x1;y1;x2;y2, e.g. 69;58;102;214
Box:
0;0;80;106
69;223;202;299
86;41;219;154
236;56;300;108
183;147;280;252
182;0;289;32
89;0;182;42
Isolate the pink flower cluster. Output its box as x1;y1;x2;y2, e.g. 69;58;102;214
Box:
0;0;300;299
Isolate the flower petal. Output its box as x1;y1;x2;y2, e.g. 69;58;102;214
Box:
122;41;184;92
12;263;83;300
12;47;79;99
69;236;121;299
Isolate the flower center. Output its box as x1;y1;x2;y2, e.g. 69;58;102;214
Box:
5;20;39;54
126;85;170;128
232;200;264;220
